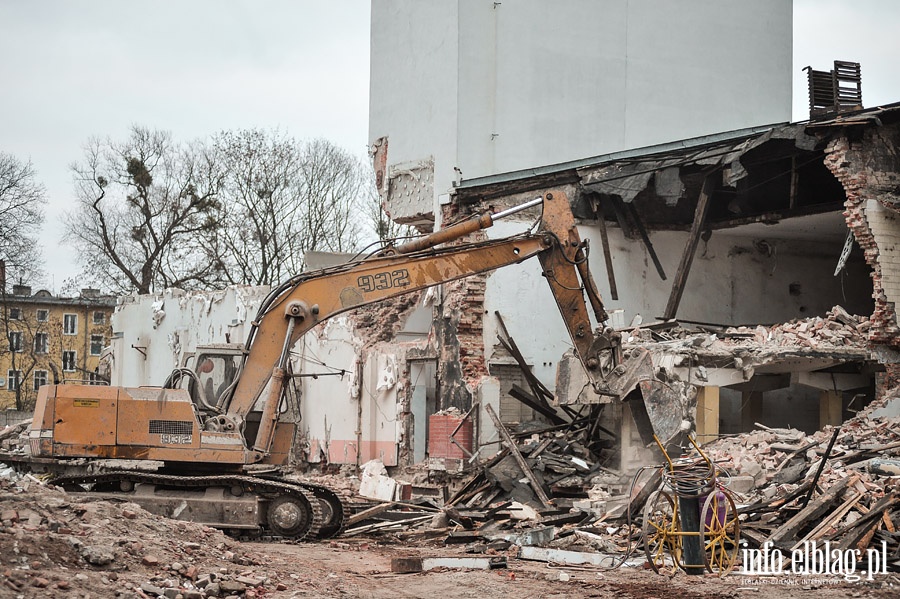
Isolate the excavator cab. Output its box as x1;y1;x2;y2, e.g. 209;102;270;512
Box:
180;344;243;411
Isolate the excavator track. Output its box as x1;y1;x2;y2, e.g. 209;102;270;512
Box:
52;471;325;541
293;482;352;539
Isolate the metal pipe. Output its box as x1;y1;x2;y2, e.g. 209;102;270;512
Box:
492;196;542;220
395;196;543;255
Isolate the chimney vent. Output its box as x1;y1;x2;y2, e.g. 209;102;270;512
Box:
805;60;863;119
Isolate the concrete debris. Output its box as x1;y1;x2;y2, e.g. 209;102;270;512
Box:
390;556;507;573
697;389;900;565
359;459;398;501
629;305;871;355
0;473;313;598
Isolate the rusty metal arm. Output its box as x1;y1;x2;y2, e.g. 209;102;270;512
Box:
535;191;613;388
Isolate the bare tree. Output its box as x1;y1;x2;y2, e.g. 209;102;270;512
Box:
358;167;416;243
210;131;367;285
0;153;46;284
294;138;364;256
65;126;223;294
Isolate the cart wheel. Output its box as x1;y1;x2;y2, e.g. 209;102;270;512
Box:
700;488;740;576
643;490;681;575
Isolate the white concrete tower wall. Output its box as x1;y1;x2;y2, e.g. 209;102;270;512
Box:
370;0;793;221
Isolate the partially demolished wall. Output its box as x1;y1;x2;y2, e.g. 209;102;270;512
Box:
824;122;900;351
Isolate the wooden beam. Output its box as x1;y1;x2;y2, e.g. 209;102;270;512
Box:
663;174;714;320
509;385;566;425
767;475;855;548
626;202;667;281
593;199;618;300
485;403;554;508
346;502;396;527
694;385;719;442
819;390;843;428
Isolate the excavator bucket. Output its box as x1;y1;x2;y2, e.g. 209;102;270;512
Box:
629;378;685;448
608;348;685;448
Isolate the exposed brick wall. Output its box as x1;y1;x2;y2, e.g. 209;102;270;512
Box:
353;292;423;342
435;201;492;411
443;273;488;383
824;125;900;349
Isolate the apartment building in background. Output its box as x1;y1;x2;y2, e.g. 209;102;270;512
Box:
0;284;116;410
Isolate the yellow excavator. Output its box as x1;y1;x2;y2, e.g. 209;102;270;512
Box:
14;190;675;539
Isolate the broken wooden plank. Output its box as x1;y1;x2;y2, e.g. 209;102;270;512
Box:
509;385;566;425
834;494;900;551
626;202;666;281
739;480;814;515
444;530;486;544
883;511;896;533
485;403;554;508
767;475;855;548
592;199;618;300
790;491;864;551
802;428;842;509
346;502;396;527
663;173;714;320
495;312;556;406
343;514;434;536
855;520;882;552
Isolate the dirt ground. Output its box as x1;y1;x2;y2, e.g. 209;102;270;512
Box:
1;476;898;599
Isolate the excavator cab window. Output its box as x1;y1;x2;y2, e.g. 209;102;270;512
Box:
194;353;240;405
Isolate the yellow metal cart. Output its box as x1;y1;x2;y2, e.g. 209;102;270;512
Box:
642;435;741;576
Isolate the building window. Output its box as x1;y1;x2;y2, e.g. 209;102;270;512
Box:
34;332;48;354
63;314;77;335
33;370;48;391
8;331;22;352
90;334;103;356
93;311;106;325
37;309;49;322
8;307;20;320
7;370;21;391
62;350;77;372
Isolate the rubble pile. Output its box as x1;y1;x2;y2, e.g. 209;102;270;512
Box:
342;413;642;563
0;471;351;598
700;391;900;565
628;305;870;351
0;418;30;452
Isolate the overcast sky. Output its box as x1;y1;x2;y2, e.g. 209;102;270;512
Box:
1;1;898;293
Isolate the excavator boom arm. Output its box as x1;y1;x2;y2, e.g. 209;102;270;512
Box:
225;190;664;458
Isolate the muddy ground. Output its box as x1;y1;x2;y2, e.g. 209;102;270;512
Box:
1;477;897;599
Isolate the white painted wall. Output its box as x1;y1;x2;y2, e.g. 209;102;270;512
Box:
109;286;269;387
294;318;405;467
111;287;406;467
482;217;872;393
370;0;793;218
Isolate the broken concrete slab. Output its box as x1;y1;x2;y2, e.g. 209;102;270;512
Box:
518;546;616;567
390;556;507;573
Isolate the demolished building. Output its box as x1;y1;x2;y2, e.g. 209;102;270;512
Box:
105;101;900;474
364;100;900;469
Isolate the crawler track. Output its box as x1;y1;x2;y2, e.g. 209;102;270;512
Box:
53;471;331;540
